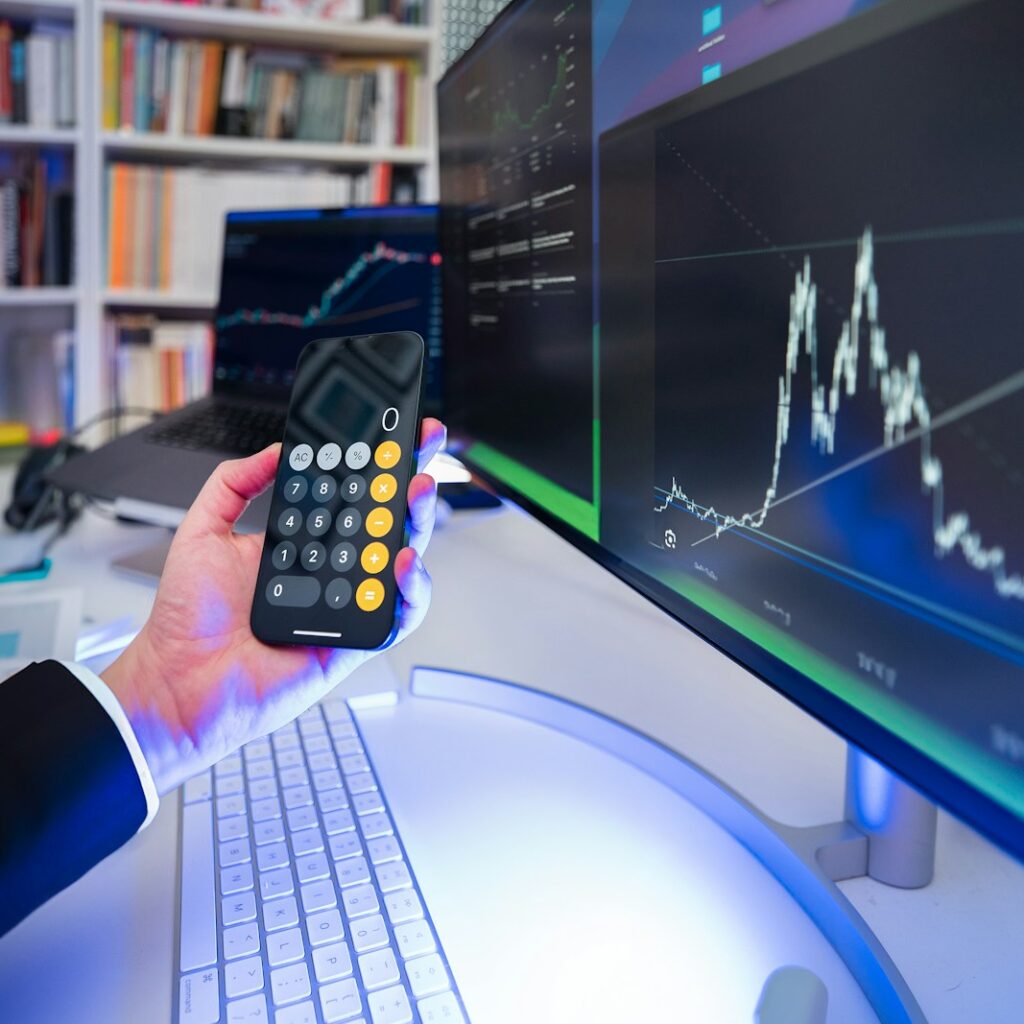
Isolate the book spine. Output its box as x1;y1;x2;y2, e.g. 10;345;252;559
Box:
119;28;135;132
0;23;12;125
102;21;119;130
10;38;25;124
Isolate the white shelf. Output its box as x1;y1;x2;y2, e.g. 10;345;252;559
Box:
99;2;434;53
101;131;432;166
0;125;79;146
0;0;79;19
0;286;78;306
104;288;215;309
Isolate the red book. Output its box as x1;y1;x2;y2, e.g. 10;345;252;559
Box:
0;23;12;123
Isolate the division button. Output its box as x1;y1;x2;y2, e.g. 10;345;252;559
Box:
278;508;303;537
317;443;342;471
266;576;321;608
370;474;397;503
355;579;385;613
365;508;393;539
312;476;337;503
374;441;401;469
341;474;367;502
331;542;357;573
360;543;389;575
325;579;353;610
272;542;297;571
345;442;371;470
288;444;314;472
301;542;326;571
307;509;333;537
335;508;362;537
283;476;308;502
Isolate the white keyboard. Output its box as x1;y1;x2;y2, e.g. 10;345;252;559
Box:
174;699;468;1024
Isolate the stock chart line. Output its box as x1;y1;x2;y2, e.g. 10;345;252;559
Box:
492;50;569;134
216;241;430;331
654;226;1024;601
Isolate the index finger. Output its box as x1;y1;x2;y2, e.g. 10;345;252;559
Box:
416;418;447;472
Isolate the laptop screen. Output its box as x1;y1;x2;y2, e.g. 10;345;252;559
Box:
213;206;443;414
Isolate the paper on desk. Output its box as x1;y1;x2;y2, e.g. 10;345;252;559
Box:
0;585;82;677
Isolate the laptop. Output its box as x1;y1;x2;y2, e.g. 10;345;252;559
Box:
48;205;443;532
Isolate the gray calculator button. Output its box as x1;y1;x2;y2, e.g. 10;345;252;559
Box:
312;476;337;503
289;445;314;472
344;443;370;470
341;475;366;502
301;543;327;571
272;542;297;571
278;509;303;537
325;579;353;610
317;443;342;471
330;543;357;573
307;509;332;537
335;509;362;537
284;476;308;502
266;576;321;607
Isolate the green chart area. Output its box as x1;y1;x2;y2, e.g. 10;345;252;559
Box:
492;49;569;134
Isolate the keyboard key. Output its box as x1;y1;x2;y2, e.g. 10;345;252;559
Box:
275;1000;317;1024
283;785;314;810
307;908;344;946
267;927;305;967
296;851;331;883
220;864;254;895
308;751;337;774
299;717;327;737
330;726;359;745
383;890;423;925
276;748;305;769
319;978;361;1023
300;879;337;913
249;778;278;801
304;734;331;753
358;813;393;840
367;984;412;1024
263;896;299;933
223;923;260;960
217;795;246;819
257;841;290;872
321;809;354;835
225;955;264;998
291;827;325;857
417;992;464;1024
358;948;400;991
216;756;243;778
215;773;245;797
374;862;411;893
218;815;249;843
219;838;252;867
313;768;343;792
393;920;436;960
222;892;257;926
280;766;309;789
334;738;364;758
287;806;318;832
346;773;378;795
313;941;353;982
179;967;218;1023
406;954;449;999
273;728;301;750
183;772;212;804
351;913;389;953
352;792;384;816
252;797;282;822
246;759;275;781
254;820;286;846
340;754;370;775
226;994;268;1024
244;739;272;761
365;837;400;865
323;701;352;723
271;962;311;1006
318;788;350;813
260;868;294;900
342;884;379;920
336;856;370;889
329;833;362;861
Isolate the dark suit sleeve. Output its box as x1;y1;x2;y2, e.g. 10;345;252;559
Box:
0;659;148;936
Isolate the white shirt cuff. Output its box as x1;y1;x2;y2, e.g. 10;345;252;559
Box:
60;660;160;831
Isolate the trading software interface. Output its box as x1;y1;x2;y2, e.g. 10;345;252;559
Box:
440;0;1024;850
215;207;443;411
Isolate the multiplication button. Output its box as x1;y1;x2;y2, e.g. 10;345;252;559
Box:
288;445;314;471
317;443;342;471
370;474;397;503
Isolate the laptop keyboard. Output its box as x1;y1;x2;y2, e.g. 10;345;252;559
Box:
147;403;286;456
175;699;469;1024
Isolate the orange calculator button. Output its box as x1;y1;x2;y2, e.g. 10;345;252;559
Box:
365;507;394;538
370;473;397;503
360;542;390;575
356;578;385;612
374;441;401;469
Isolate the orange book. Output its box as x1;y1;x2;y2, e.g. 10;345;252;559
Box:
199;42;223;136
122;166;137;291
159;167;172;290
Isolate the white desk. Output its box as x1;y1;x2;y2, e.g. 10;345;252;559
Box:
0;484;1021;1022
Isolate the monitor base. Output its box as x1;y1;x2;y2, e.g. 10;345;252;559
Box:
410;666;929;1024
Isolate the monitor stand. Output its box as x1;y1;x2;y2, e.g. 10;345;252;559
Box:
410;667;935;1024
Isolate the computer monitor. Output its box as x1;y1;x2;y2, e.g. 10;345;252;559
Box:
439;0;1024;860
215;205;444;415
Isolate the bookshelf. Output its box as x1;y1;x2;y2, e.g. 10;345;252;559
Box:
0;0;440;433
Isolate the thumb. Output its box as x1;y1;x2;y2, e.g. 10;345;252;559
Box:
186;443;281;535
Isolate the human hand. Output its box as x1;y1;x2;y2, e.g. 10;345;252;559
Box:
101;419;446;794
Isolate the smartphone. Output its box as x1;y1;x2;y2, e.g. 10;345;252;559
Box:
250;332;424;649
